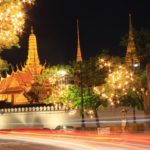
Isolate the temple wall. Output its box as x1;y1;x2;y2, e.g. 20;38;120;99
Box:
0;107;145;130
0;111;78;129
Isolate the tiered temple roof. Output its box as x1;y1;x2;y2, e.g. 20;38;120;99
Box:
125;14;140;67
0;28;44;104
23;27;43;78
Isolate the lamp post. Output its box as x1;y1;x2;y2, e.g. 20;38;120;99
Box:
58;69;67;89
80;67;85;129
77;62;85;129
131;57;140;124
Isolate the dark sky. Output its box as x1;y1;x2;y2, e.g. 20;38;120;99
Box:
1;0;150;66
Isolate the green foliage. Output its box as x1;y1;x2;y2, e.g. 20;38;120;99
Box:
44;96;61;104
84;91;108;110
141;70;147;89
120;90;144;110
38;64;73;105
59;84;108;112
72;56;107;88
60;85;81;110
0;57;9;72
39;64;72;83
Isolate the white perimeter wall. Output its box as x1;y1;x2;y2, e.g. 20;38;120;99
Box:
0;107;145;130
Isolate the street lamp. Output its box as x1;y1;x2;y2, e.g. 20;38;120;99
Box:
58;70;67;77
58;69;67;89
77;62;85;129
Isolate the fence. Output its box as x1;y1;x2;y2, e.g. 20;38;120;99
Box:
0;104;66;114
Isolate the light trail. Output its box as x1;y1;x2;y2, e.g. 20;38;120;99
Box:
0;130;150;150
64;118;150;125
0;134;100;150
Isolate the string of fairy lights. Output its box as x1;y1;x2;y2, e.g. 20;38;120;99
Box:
94;57;144;106
0;0;35;49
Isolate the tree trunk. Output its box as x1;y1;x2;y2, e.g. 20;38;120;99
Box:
133;107;136;123
94;109;100;128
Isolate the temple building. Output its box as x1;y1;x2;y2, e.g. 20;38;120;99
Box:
0;28;44;105
125;14;140;67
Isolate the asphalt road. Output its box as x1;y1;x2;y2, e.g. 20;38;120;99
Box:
0;131;150;150
0;139;69;150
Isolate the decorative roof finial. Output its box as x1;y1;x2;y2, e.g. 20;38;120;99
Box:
77;19;80;49
129;13;133;39
31;26;34;34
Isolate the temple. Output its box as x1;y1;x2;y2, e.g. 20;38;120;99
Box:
0;28;44;105
125;14;140;67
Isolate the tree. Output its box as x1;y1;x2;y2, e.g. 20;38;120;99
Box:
61;85;108;128
120;90;144;123
72;56;107;88
60;85;81;110
38;64;72;104
84;91;108;127
24;82;49;104
121;28;150;126
93;54;145;124
0;0;35;50
70;56;108;127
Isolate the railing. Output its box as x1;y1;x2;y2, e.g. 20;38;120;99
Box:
0;104;66;114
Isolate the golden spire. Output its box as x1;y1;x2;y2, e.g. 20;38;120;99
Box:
31;26;34;34
76;20;83;62
25;27;43;77
125;14;139;67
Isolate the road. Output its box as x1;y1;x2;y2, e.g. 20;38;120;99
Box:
0;139;69;150
0;130;150;150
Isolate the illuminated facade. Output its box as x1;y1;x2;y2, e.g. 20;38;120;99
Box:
24;27;43;78
125;14;140;67
0;28;44;105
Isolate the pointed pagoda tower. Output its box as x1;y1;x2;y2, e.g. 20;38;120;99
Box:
125;14;140;67
24;27;43;78
0;27;44;104
76;20;83;62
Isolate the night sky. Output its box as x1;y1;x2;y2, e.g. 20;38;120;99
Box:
1;0;150;66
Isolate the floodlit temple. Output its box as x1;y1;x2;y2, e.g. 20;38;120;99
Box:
0;28;44;105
